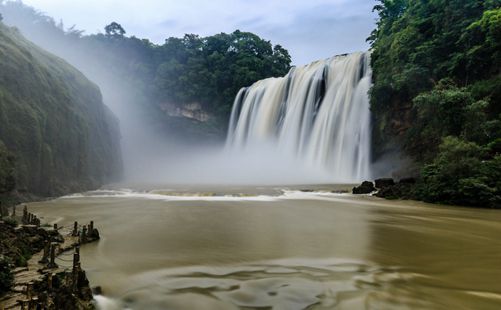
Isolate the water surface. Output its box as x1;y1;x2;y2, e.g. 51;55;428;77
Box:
29;186;501;309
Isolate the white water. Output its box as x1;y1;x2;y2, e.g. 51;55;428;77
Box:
226;52;372;182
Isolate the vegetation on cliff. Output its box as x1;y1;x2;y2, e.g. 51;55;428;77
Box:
0;1;292;137
369;0;501;207
0;22;122;197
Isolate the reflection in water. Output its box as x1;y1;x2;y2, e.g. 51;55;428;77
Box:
29;188;501;309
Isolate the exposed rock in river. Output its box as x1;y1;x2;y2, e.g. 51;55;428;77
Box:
352;181;376;194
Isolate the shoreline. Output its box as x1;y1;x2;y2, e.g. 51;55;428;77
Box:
0;205;100;310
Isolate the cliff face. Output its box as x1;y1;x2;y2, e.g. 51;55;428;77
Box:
0;24;122;196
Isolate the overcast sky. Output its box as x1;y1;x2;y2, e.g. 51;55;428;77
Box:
22;0;377;66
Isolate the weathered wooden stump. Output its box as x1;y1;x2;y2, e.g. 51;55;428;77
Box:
39;242;50;264
47;243;58;269
81;226;87;244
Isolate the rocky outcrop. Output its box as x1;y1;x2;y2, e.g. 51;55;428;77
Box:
375;178;395;189
374;178;417;200
352;181;376;194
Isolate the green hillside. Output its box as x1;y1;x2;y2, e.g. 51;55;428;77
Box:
0;23;122;197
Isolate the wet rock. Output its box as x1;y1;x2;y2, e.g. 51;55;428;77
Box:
375;178;395;189
399;177;416;184
374;182;415;200
352;181;375;194
92;286;103;295
331;190;349;194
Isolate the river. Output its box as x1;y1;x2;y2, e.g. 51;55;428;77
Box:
29;185;501;310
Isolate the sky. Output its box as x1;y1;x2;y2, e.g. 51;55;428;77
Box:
22;0;377;66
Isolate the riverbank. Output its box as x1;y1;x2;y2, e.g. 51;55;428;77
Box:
0;205;100;309
352;177;501;209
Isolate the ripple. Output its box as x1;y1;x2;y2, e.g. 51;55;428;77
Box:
95;259;421;310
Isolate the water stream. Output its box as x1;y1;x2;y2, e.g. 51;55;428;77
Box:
226;53;372;182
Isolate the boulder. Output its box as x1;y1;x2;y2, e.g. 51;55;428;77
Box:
92;286;103;295
399;177;416;184
375;178;395;189
352;181;375;194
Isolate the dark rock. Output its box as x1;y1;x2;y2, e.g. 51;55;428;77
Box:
92;286;103;295
375;178;395;189
399;177;416;184
352;181;375;194
374;182;414;200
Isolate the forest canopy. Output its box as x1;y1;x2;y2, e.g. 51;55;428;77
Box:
369;0;501;207
0;1;292;132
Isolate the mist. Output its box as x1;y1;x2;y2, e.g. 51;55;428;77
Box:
0;1;388;186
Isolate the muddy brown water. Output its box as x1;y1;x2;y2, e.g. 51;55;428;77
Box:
29;186;501;309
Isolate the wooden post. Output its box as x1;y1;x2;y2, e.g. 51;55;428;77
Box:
81;226;87;244
26;283;32;299
72;221;78;236
73;251;80;269
53;223;58;231
12;204;15;217
72;252;80;292
47;273;53;291
47;243;57;269
90;221;94;233
23;206;28;224
39;242;49;264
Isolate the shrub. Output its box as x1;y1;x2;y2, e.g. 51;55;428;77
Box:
415;137;501;208
0;256;13;295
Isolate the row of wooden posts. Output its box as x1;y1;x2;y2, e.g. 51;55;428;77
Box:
17;216;97;309
17;245;82;310
22;206;42;227
0;205;99;309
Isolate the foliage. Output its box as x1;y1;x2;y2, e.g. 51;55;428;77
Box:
153;31;291;118
0;2;292;133
0;256;13;295
405;81;500;161
3;217;18;227
369;0;501;207
369;1;501;154
105;21;126;37
415;137;501;208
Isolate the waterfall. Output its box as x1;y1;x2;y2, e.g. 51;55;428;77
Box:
226;52;372;182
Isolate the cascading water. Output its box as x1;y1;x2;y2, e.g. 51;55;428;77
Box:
226;52;372;182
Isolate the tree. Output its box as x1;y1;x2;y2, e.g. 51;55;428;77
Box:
104;22;125;38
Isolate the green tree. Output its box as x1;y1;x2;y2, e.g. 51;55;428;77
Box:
104;22;126;38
